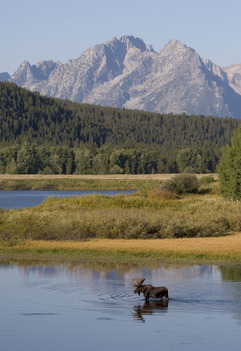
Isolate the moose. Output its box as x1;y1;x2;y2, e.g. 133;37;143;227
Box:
132;278;169;301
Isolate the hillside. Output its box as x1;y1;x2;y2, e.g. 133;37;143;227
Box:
0;82;239;174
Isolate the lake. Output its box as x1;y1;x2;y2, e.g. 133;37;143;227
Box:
1;261;241;351
0;190;135;210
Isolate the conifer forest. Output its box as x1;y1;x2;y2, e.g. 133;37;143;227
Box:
0;82;239;174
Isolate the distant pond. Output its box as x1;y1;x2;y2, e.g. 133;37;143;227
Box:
1;261;241;351
0;190;135;210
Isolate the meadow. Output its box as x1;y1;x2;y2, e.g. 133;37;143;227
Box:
0;173;217;190
2;235;241;264
1;174;241;263
0;174;180;192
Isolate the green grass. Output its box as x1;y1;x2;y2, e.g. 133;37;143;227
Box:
2;174;240;255
0;177;161;191
0;173;217;191
1;184;241;244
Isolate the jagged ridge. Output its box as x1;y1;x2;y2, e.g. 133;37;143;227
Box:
8;35;241;118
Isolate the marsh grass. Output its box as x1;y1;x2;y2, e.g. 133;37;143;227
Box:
1;174;240;263
0;173;217;191
0;175;163;191
2;235;241;263
1;188;241;244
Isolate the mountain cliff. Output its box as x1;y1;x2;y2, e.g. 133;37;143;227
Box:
9;35;241;118
222;63;241;96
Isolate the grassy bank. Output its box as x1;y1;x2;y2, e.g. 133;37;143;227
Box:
1;186;240;241
1;173;240;264
0;174;217;190
1;236;241;264
0;174;170;191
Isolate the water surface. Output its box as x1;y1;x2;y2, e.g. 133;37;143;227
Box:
1;261;241;351
0;190;134;210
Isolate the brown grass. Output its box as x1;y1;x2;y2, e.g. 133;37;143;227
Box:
27;235;241;256
0;173;218;181
1;234;241;263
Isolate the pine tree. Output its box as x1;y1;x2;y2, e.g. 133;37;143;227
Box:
218;125;241;200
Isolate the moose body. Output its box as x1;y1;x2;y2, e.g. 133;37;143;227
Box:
132;279;169;301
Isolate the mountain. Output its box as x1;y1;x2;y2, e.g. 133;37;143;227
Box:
222;63;241;96
9;35;241;118
0;72;10;81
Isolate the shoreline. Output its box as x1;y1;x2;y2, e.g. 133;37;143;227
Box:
0;173;218;191
1;236;241;265
0;174;165;191
0;173;218;180
0;174;175;180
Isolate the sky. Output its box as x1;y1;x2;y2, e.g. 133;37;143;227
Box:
1;0;241;75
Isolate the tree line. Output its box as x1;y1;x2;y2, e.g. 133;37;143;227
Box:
0;82;240;174
218;124;241;200
0;143;217;174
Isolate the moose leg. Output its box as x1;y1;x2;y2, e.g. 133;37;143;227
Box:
164;289;169;300
144;291;150;301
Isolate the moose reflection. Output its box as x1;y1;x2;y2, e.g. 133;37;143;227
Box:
133;299;168;322
132;278;169;301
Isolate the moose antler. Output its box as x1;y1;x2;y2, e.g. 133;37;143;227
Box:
131;278;145;287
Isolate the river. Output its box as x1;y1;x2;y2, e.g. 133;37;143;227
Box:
1;191;241;350
0;190;135;210
1;261;241;351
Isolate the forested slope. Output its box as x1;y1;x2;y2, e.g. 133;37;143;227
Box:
0;82;239;174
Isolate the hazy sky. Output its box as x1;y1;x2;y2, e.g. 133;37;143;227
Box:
1;0;241;75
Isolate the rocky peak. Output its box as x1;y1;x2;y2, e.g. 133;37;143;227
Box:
119;35;147;52
8;36;241;118
157;39;204;76
9;60;60;85
10;61;34;85
160;39;202;66
160;39;189;55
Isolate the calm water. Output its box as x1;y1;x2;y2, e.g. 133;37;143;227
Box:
0;190;134;210
1;261;241;351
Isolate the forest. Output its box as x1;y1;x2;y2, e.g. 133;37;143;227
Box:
0;81;240;174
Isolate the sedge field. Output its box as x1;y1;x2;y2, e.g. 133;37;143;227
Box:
1;234;241;264
0;173;218;190
0;173;241;264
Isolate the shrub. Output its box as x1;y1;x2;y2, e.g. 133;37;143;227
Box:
147;189;178;200
161;174;199;195
198;176;215;185
109;164;123;174
198;176;217;194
